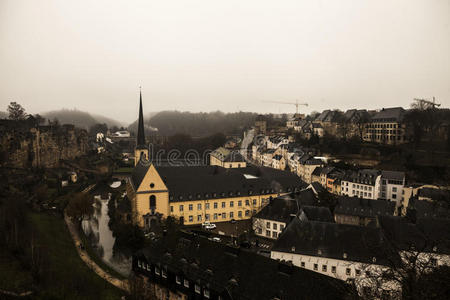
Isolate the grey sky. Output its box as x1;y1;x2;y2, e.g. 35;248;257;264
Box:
0;0;449;123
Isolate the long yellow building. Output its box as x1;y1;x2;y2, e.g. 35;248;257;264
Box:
128;161;306;227
127;92;305;227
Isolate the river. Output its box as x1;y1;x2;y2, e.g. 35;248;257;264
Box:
81;197;131;277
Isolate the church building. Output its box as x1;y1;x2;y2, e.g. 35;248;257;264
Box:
127;92;306;228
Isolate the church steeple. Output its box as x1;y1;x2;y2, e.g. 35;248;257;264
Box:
135;87;149;166
137;88;146;149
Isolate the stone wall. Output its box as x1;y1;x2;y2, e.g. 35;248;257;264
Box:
0;120;88;168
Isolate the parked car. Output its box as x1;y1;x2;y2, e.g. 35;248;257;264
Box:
202;222;217;230
230;219;237;224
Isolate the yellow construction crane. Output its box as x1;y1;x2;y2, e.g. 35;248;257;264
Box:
262;100;309;114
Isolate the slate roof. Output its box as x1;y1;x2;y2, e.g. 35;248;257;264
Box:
315;110;330;122
308;182;326;195
343;169;380;185
378;216;450;255
381;170;405;182
334;196;396;218
323;110;341;122
131;163;307;202
254;198;299;223
343;109;369;122
407;197;450;219
134;231;352;300
300;206;334;222
272;218;390;265
292;189;320;206
131;159;151;190
371;107;405;123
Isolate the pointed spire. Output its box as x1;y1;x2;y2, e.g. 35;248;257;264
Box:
137;87;146;148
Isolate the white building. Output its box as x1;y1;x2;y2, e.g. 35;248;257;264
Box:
341;169;381;200
271;216;450;298
252;197;298;239
379;171;405;205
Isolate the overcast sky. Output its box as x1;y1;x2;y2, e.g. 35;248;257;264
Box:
0;0;449;123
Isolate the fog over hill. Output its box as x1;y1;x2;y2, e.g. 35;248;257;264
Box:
42;109;125;130
128;110;257;137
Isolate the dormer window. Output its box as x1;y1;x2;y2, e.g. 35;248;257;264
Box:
188;195;193;200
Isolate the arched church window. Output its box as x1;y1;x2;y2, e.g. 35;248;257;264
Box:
150;195;156;208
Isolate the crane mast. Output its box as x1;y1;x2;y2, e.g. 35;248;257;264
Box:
262;100;309;114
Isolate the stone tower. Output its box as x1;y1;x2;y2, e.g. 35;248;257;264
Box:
135;89;149;166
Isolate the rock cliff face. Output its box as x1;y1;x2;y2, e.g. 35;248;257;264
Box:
0;120;88;168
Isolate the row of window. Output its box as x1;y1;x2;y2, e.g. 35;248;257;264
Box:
352;190;372;198
170;189;279;201
367;129;402;135
136;261;211;299
300;261;367;277
366;134;403;141
266;222;284;231
350;184;373;191
185;210;254;222
366;123;400;129
176;199;258;212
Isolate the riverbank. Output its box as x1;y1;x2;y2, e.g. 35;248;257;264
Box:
65;211;130;293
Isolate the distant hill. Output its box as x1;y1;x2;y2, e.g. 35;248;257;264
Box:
129;110;258;137
42;109;124;130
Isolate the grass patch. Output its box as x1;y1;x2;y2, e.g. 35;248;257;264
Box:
0;249;33;293
23;212;125;299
